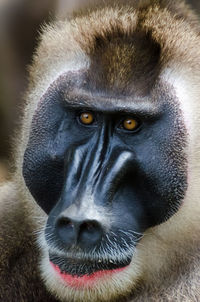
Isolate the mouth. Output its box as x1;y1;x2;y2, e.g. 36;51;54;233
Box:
49;254;131;288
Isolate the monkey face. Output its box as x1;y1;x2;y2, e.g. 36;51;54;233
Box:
22;64;188;300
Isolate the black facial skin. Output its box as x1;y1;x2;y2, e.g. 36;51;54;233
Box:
23;71;187;276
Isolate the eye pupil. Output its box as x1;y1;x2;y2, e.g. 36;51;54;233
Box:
80;112;94;125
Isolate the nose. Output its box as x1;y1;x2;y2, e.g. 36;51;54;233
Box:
55;216;103;249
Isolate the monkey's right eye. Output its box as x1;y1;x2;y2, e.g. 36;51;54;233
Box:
79;112;94;125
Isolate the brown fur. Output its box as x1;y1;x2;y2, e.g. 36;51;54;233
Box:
1;1;200;301
0;183;58;302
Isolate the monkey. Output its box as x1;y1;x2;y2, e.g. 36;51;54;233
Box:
0;0;200;301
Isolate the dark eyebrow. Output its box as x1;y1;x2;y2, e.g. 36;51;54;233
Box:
63;90;161;118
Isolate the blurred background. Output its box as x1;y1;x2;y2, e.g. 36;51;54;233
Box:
0;0;199;178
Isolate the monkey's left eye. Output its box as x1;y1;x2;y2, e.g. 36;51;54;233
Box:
121;117;140;131
79;112;94;125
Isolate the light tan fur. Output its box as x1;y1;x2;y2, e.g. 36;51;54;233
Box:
1;0;200;301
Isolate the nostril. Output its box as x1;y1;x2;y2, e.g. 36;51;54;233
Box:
57;217;74;229
81;220;100;232
56;217;76;245
78;220;103;247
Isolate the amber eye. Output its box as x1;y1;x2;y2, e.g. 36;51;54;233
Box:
79;112;94;125
122;118;139;131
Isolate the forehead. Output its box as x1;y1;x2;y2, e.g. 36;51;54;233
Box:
44;70;176;117
86;30;161;97
50;26;165;111
32;21;195;118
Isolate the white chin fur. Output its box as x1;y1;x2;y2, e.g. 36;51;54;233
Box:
39;243;140;302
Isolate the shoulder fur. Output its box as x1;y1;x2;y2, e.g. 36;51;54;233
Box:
0;182;58;301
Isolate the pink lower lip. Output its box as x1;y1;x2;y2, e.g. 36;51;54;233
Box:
50;261;127;288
